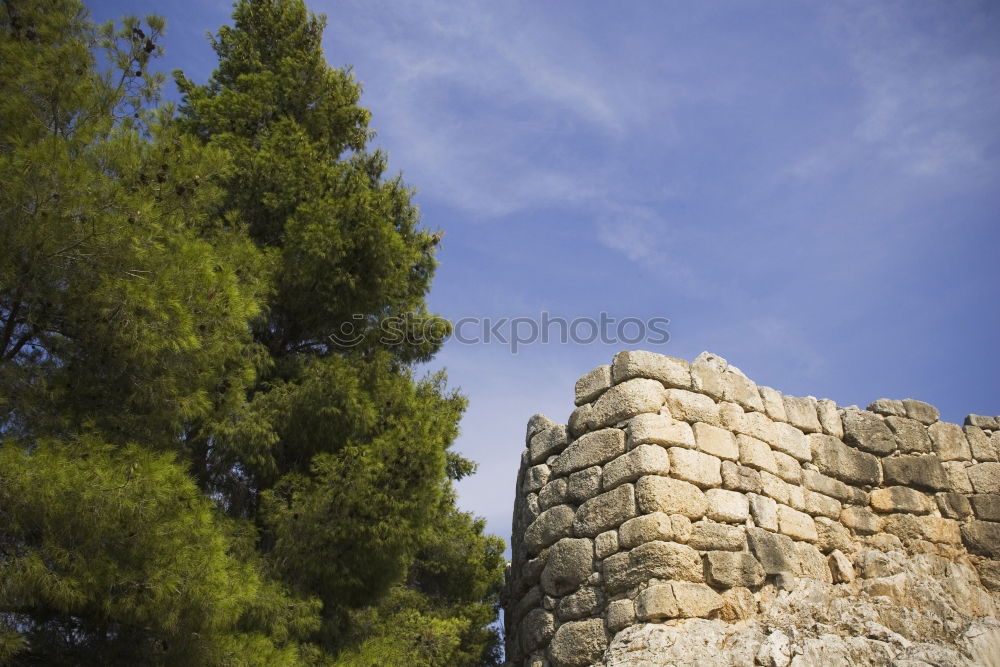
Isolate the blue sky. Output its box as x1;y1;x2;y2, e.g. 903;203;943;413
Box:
89;0;1000;550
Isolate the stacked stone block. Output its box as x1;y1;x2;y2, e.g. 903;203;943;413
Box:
502;350;1000;667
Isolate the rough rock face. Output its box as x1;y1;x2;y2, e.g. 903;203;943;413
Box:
503;351;1000;666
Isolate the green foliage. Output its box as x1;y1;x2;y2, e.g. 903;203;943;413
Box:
1;0;504;664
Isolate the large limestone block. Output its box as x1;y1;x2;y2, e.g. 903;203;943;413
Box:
816;399;844;439
706;488;750;523
693;421;738;460
771;421;812;462
738;434;777;474
747;526;799;574
523;464;551;493
719;370;765;412
929;421;972;461
828;549;856;583
574;364;612;406
541;538;594;595
809;433;881;487
758;470;790;506
866;398;906;417
777;505;818;542
595;530;619;558
520;608;555;654
749;493;778;531
573;484;636;537
567;466;602;503
603;444;670;490
635;583;678;621
720;587;757;621
968;462;1000;494
619;511;673;548
630;539;704;583
705;551;766;588
772;449;802;484
605;599;636;632
671;581;724;617
551;428;626;477
815;517;853;554
794;541;832;583
883;514;961;545
589;378;665;430
612;349;691;389
664;388;720;425
732;411;776;445
759;385;787;422
556;586;601;621
943;461;974;493
690;356;726;401
721;460;763;493
626;412;694;449
842;409;896;456
530;424;569;464
804;490;841;520
688;521;746;551
669;447;723;488
962;521;1000;557
936;491;973;519
801;469;867;505
783;395;822;433
966;414;1000;429
548;618;608;667
869;486;935;515
966;425;1000;462
539;478;569;510
886;415;933;453
970;494;1000;522
636;475;707;519
524;505;576;554
526;413;556;444
882;454;950;491
840;506;881;535
903;398;940;425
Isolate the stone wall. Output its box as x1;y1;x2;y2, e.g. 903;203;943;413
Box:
502;351;1000;667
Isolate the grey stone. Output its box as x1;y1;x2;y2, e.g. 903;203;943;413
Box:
936;492;972;519
867;398;906;417
747;526;799;574
961;521;1000;557
783;395;823;433
556;586;601;621
612;349;691;388
967;462;1000;494
589;377;665;429
595;530;619;559
636;474;707;519
693;421;738;460
524;505;576;554
551;428;626;477
705;488;750;523
809;433;881;487
966;414;1000;430
605;598;636;632
842;409;896;455
530;424;570;464
970;494;1000;521
886;416;933;453
527;414;557;444
575;364;612;406
902;398;940;425
567;403;593;437
882;454;950;491
668;446;722;488
721;460;763;493
520;608;555;654
943;460;974;493
840;506;881;535
816;399;844;439
671;581;724;617
573;483;636;537
664;388;720;425
929;421;972;461
689;521;746;551
749;493;778;532
566;466;602;504
508;585;542;630
966;425;999;461
869;486;935;515
635;583;678;621
602;444;670;490
548;618;607;667
619;512;673;549
705;551;766;588
625;413;694;448
539;478;569;510
541;537;594;596
524;464;552;493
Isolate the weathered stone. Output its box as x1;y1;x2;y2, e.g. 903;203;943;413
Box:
794;541;832;583
575;364;612;406
816;399;844;439
664;388;720;426
758;470;790;505
966;425;999;462
508;585;543;631
971;494;1000;521
566;466;602;504
759;386;787;422
689;521;746;551
749;493;778;532
706;488;750;523
718;402;744;431
551;428;626;477
612;349;691;389
777;505;817;542
595;529;619;558
808;433;880;487
936;491;973;519
589;378;665;430
719;587;757;621
539;477;569;510
671;514;692;543
605;598;636;632
548;618;607;667
693;421;738;460
719;370;764;412
783;395;822;433
882;454;949;491
737;434;777;474
867;398;906;418
630;540;704;583
943;460;974;493
973;558;1000;592
883;514;961;545
636;475;707;519
671;581;724;617
966;414;1000;429
747;527;798;574
619;512;673;549
842;409;896;456
705;551;766;588
574;484;636;537
868;486;934;514
603;444;670;490
690;357;726;401
530;424;569;464
856;549;904;578
771;449;802;484
929;421;972;461
732;411;776;446
815;517;853;554
635;583;678;621
720;460;762;494
567;403;593;437
968;462;1000;494
527;414;557;444
903;398;940;425
962;521;1000;557
828;549;855;583
626;412;694;449
601;552;634;594
523;464;551;493
525;505;576;554
801;468;866;505
840;506;881;535
520;608;555;654
886;416;933;453
668;447;722;488
803;490;841;520
541;538;594;596
556;586;601;621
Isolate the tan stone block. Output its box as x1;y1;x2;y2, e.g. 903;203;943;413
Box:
869;486;935;515
589;378;666;430
777;505;817;542
606;598;636;632
595;530;619;559
705;488;750;523
749;493;778;532
758;385;787;423
664;388;720;426
551;428;626;477
669;447;722;488
693;421;738;460
841;506;881;535
573;484;636;537
929;421;972;461
738;434;777;474
783;395;822;433
671;581;724;618
817;399;844;439
636;475;707;519
626;413;695;449
804;490;841;520
759;470;790;505
619;512;672;549
772;449;802;484
603;444;670;490
612;349;691;388
771;421;812;462
575;364;612;406
795;541;832;583
635;583;678;621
